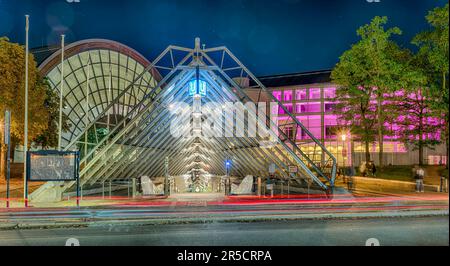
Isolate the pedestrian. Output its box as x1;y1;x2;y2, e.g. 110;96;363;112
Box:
359;162;367;177
366;161;372;177
415;166;425;193
347;166;356;192
371;162;377;177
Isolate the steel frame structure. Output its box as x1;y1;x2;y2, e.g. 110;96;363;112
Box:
31;39;337;201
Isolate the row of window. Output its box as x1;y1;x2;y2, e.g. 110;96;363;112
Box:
277;102;337;114
273;87;337;102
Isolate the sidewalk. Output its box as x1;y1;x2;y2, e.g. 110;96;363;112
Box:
0;179;43;198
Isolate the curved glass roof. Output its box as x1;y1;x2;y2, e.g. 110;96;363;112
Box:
42;41;158;148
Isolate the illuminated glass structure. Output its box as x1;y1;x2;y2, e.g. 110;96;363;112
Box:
37;39;159;150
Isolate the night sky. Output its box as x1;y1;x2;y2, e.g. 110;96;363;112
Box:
0;0;447;76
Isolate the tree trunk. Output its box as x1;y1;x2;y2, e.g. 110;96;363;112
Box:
365;140;371;163
377;98;384;168
9;140;16;164
418;143;424;166
446;128;449;170
419;116;424;166
446;139;449;170
0;144;5;180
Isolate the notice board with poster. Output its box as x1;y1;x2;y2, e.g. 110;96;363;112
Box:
26;150;80;182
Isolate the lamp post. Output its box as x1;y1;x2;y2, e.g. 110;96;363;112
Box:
23;15;29;207
225;159;231;195
58;34;65;151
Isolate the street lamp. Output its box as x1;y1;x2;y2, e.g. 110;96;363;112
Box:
225;159;232;195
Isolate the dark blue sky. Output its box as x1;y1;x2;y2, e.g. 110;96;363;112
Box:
0;0;447;76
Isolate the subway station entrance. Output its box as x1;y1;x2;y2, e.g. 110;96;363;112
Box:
30;38;337;203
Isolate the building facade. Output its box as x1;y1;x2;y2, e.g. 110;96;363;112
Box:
258;71;447;167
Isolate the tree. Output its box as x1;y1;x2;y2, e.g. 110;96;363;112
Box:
332;16;407;167
0;37;68;179
390;89;441;165
413;3;449;168
331;42;378;163
381;42;437;166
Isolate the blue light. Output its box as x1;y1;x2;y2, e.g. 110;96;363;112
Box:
226;160;231;167
188;79;207;97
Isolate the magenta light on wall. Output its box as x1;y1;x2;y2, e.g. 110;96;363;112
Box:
273;91;282;101
323;87;336;99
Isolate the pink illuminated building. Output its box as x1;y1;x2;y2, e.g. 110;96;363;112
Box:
256;70;447;166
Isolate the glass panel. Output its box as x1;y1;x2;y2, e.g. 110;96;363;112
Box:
305;103;321;113
273;91;282;101
324;87;336;98
284;103;293;113
295;89;307;100
310;88;321;99
324;102;336;112
284;90;293;101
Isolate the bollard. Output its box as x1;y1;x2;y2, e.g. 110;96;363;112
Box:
127;180;130;198
132;178;136;198
257;177;261;197
287;179;290;198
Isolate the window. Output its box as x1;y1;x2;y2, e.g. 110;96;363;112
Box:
284;126;295;141
325;103;336;112
273;91;282;101
305;103;321;113
295;89;308;100
284;90;293;102
310;88;321;99
296;103;305;113
324;87;336;99
325;125;338;138
284;104;293;113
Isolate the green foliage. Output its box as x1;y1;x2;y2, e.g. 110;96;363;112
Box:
0;37;69;150
412;2;449;167
413;3;449;140
33;78;71;148
331;16;408;162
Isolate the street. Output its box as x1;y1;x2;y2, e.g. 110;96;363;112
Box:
0;216;447;246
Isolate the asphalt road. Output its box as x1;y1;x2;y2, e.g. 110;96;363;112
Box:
0;216;447;246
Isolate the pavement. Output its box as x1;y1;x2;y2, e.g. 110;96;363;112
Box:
0;216;447;246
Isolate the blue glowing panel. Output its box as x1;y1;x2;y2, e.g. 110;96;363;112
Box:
188;79;207;97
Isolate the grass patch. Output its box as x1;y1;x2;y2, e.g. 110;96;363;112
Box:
355;165;415;182
377;166;415;182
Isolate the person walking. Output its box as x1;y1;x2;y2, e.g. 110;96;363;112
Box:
415;166;425;193
359;162;367;177
347;166;356;192
371;162;377;177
